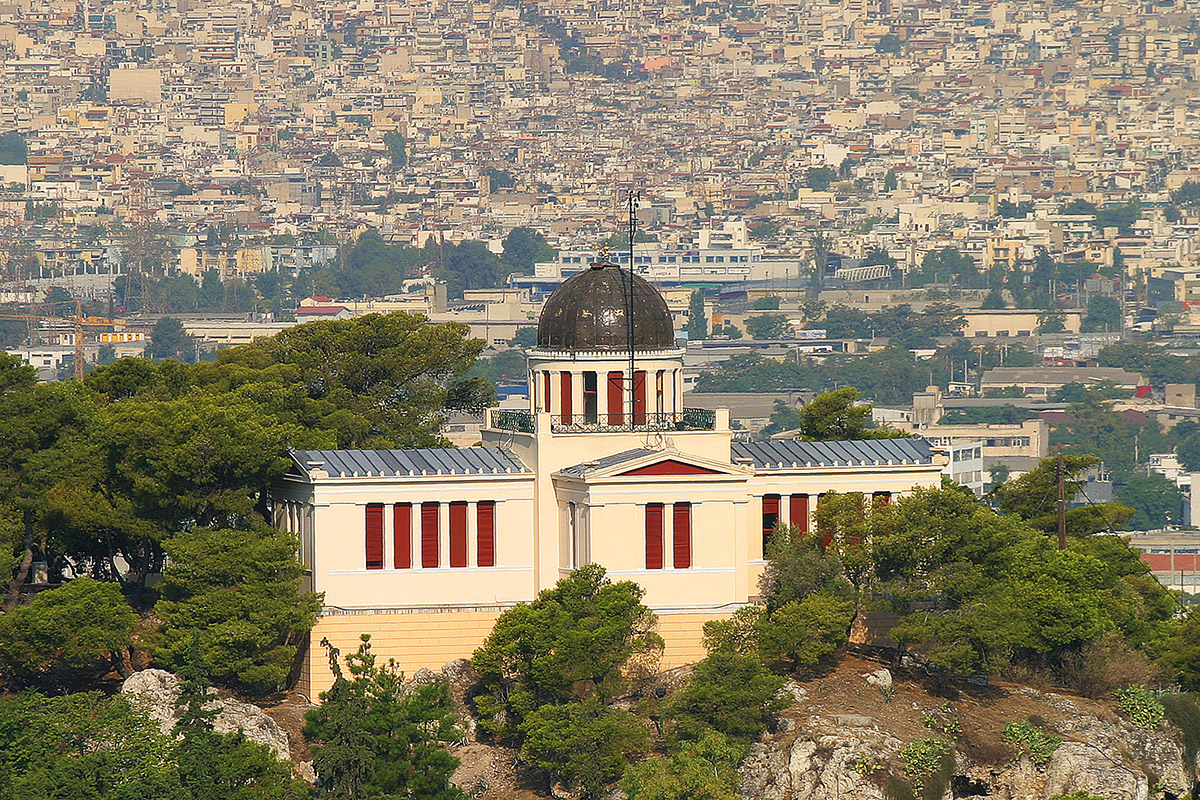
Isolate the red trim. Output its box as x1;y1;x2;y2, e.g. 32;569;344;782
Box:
607;371;624;426
790;494;809;533
421;502;439;568
619;459;722;476
365;504;384;569
673;502;691;569
449;502;467;568
394;503;411;569
560;371;572;423
645;504;663;569
477;501;495;567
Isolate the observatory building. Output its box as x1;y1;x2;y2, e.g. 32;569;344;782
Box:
273;258;945;694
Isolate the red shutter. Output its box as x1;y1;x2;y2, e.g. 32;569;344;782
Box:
633;370;647;425
560;371;572;423
873;491;891;506
365;504;384;569
394;503;411;569
790;494;809;533
449;501;468;568
421;502;439;568
607;371;624;426
477;501;495;567
645;504;663;569
762;494;780;534
542;371;551;413
672;502;691;569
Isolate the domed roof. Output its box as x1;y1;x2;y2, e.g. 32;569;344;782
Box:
537;260;675;352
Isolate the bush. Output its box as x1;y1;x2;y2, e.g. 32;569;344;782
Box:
0;578;136;688
898;737;954;797
1060;634;1163;699
154;525;321;695
1160;693;1200;765
1114;685;1165;728
522;697;648;800
622;731;743;800
667;651;787;743
1002;719;1061;766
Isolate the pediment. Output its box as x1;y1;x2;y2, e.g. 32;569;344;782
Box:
555;448;749;483
617;459;723;476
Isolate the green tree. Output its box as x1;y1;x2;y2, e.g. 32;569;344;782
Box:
981;290;1006;309
304;635;464;800
383;131;406;168
1115;474;1183;530
687;290;707;341
0;691;180;798
756;594;855;669
919;247;978;287
502;227;555;273
0;577;136;689
473;564;662;736
805;167;837;191
1171;181;1200;208
522;696;649;800
883;169;898;192
875;35;902;54
154;524;322;694
508;327;538;348
750;296;781;310
745;314;789;340
0;132;27;165
622;732;743;800
993;455;1133;536
798;387;907;441
666;651;786;744
147;317;196;362
1161;607;1200;690
1036;309;1066;334
1082;295;1121;332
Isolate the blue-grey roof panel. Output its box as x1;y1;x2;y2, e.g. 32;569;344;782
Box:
291;448;531;478
730;438;933;470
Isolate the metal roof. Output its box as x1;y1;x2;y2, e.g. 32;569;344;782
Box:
291;448;532;478
558;448;660;477
730;438;934;470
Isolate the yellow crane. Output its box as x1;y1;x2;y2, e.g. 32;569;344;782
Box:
0;300;117;380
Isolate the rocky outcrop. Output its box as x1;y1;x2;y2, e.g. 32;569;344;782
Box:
737;663;1196;800
121;669;292;762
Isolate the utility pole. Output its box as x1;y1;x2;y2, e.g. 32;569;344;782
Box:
1056;453;1067;551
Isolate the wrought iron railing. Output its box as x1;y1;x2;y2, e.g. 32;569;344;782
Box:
491;409;535;433
551;408;716;433
491;408;717;434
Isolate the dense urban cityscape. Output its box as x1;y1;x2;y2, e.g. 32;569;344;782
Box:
5;0;1200;799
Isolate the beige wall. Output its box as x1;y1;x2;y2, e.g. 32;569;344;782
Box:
301;607;734;697
961;309;1082;337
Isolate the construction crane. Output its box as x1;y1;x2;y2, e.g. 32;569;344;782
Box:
0;300;117;380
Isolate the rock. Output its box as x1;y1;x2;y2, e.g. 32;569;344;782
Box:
863;669;892;689
1043;741;1149;800
832;714;873;727
296;760;317;783
121;669;292;763
781;681;808;702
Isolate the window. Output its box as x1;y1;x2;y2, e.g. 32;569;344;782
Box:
421;502;439;568
365;504;384;570
762;494;780;556
645;503;664;569
560;371;572;423
583;372;598;423
394;503;411;569
449;501;468;568
607;371;624;426
789;494;809;534
872;491;891;506
673;503;692;569
477;501;495;567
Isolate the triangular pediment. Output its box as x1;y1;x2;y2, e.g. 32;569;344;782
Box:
555;448;748;482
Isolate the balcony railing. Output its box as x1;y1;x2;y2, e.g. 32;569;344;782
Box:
491;409;535;433
490;408;716;434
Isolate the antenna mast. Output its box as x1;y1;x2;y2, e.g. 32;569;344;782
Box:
626;190;640;429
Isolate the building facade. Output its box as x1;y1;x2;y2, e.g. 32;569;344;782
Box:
274;259;947;695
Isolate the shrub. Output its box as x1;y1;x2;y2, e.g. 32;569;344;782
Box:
0;578;136;688
1002;719;1061;766
1114;685;1165;728
1060;633;1163;698
898;737;954;798
666;651;787;744
1160;693;1200;764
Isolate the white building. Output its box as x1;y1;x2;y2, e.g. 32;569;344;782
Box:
273;258;947;695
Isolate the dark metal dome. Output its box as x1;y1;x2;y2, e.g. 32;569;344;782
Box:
537;261;675;351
